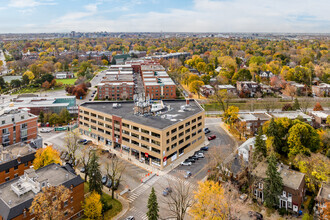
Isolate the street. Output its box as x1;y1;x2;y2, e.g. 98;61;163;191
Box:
121;117;238;220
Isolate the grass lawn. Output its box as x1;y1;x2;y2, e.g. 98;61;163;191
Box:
56;78;76;85
83;182;122;219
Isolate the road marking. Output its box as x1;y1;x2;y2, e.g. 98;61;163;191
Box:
44;132;65;141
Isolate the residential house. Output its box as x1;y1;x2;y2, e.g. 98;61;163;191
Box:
314;183;330;217
217;85;237;95
238;112;272;136
312;83;330;97
309;111;330;128
271;111;313;125
238;135;267;162
55;72;74;79
252;162;305;213
200;85;214;97
259;71;274;79
236;81;260;97
287;81;306;96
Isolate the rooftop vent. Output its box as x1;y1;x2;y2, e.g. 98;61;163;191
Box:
113;103;121;108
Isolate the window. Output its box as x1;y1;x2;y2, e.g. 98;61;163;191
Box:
185;122;190;127
106;117;112;122
166;131;169;136
179;132;184;137
5;177;10;182
131;140;139;146
185;135;190;141
141;136;149;142
122;123;129;128
166;147;169;152
171;128;177;134
14;165;18;170
151;147;160;154
192;118;196;123
179;125;184;130
131;132;139;138
98;121;104;126
151;139;160;146
5;169;9;174
288;201;292;208
91;119;96;124
171;136;177;141
64;211;68;217
282;191;286;197
185;128;190;134
64;200;68;207
91;113;96;117
98;115;104;120
179;139;184;145
192;125;196;130
198;122;202;127
132;126;139;131
171;143;177;149
71;197;73;203
198;116;202;120
141;129;149;134
123;130;129;135
151;132;160;138
198;129;202;134
1;120;5;124
166;139;170;144
259;183;263;189
192;132;196;137
123;137;130;142
288;193;292;198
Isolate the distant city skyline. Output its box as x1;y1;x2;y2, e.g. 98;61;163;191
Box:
0;0;329;33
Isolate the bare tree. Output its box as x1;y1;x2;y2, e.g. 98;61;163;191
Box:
300;97;312;113
209;88;233;113
261;98;277;112
283;84;297;100
163;179;195;220
105;156;126;199
64;130;82;167
81;145;94;182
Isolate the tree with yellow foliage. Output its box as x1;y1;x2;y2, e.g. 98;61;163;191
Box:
33;146;61;170
223;106;239;127
83;191;103;220
23;70;35;82
29;185;72;220
191;180;229;220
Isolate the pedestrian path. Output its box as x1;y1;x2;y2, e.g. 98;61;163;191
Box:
125;206;148;220
127;184;149;203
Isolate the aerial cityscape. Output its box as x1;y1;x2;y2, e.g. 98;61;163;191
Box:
0;0;329;220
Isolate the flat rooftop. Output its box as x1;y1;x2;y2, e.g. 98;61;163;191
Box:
0;143;35;166
0;163;83;220
101;74;134;82
80;99;204;130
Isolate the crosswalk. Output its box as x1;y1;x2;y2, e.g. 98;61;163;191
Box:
128;184;149;203
128;206;148;220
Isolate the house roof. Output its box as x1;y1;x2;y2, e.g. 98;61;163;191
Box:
252;162;305;190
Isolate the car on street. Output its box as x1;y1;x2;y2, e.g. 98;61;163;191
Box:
184;171;192;179
78;139;87;144
125;217;135;220
40;128;52;133
80;167;86;173
203;128;211;134
185;158;196;163
102;175;108;185
89;99;92;101
83;140;93;145
208;135;216;140
162;187;172;196
189;155;199;160
181;161;192;166
200;146;209;151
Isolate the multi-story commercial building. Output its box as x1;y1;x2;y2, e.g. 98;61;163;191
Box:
78;99;205;169
252;162;305;213
0;141;42;184
0;96;78;115
0;108;38;147
0;163;84;220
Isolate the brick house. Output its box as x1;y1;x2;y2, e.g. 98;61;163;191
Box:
252;162;305;213
315;183;330;217
236;81;260;97
0;163;84;220
200;85;214;97
238;112;272;136
309;111;330;128
0;108;38;147
312;83;330;97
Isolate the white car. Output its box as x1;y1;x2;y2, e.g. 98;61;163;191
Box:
195;153;204;158
181;161;192;166
40;128;52;133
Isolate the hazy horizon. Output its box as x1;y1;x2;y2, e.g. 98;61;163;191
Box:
0;0;329;34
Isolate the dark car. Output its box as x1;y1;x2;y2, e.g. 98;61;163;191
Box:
189;155;199;160
80;167;86;173
125;217;135;220
102;175;108;185
78;139;86;144
255;212;263;220
203;128;211;134
101;149;110;155
208;135;216;140
105;179;112;188
163;187;172;196
83;140;93;145
200;146;209;151
185;158;196;163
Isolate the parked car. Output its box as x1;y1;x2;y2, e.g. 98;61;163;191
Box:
181;161;192;166
105;179;112;188
125;217;135;220
208;135;216;140
80;167;86;173
83;140;93;145
102;175;108;185
184;171;192;179
203;128;211;134
107;153;116;158
185;158;196;163
163;187;172;196
200;146;209;151
78;139;87;144
101;149;110;155
195;153;204;158
189;155;199;160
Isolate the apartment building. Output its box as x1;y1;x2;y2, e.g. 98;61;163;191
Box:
238;112;272;136
0;108;38;147
252;162;305;213
141;65;176;99
0;142;42;184
78;99;205;169
0;163;84;220
98;65;135;100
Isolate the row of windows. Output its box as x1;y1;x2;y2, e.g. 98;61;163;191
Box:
122;137;161;154
167;130;202;152
167;115;202;136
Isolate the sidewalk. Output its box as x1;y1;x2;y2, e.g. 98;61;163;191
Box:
101;186;130;220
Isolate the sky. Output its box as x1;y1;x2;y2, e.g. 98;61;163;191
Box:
0;0;329;33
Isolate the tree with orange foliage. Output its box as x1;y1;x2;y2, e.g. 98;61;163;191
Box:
313;102;324;111
33;146;61;170
42;80;50;89
319;201;330;220
29;185;72;220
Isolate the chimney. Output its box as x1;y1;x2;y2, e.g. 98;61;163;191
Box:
186;99;189;105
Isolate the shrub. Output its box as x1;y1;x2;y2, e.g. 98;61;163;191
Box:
278;208;288;216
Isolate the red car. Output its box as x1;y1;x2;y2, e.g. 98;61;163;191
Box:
208;135;216;140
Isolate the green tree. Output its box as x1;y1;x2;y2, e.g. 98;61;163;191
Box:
39;111;44;124
0;76;6;89
22;74;30;85
189;80;204;97
232;69;252;82
147;187;159;220
263;153;283;208
287;121;321;157
49;113;60;126
10;79;21;88
59;109;71;124
293;97;300;110
253;128;267;164
88;152;103;195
